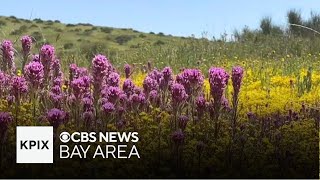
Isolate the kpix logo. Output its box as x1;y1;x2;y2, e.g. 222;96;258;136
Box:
16;126;53;163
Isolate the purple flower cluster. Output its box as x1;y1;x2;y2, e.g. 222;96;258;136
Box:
92;54;110;98
46;108;67;129
124;64;131;78
32;54;40;62
0;71;9;96
21;35;32;56
106;72;120;87
231;66;244;96
102;102;115;114
0;112;12;133
178;115;189;130
171;83;188;105
10;76;28;98
40;44;55;63
129;88;146;107
208;67;229;102
51;59;63;80
171;129;185;145
40;44;55;86
71;76;91;99
24;61;44;89
143;76;159;95
101;86;123;104
49;83;63;106
176;69;204;95
123;79;135;96
1;40;15;73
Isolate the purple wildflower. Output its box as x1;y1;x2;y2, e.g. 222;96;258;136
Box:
24;61;44;89
124;64;131;78
149;90;159;105
176;69;204;95
143;76;159;94
1;40;15;73
208;67;229;102
178;115;189;130
171;129;185;145
122;79;135;95
129;91;146;106
46;108;67;129
106;72;120;87
0;112;12;132
92;54;109;99
171;83;188;105
40;44;55;86
32;54;40;62
10;76;28;98
0;71;9;96
102;102;115;114
196;96;206;110
71;76;91;99
21;35;32;56
51;59;63;80
101;86;123;103
40;44;55;63
231;66;244;96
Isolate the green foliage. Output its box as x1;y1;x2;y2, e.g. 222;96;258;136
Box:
115;35;136;45
154;40;165;46
9;25;28;35
139;33;146;38
63;42;74;49
100;27;113;33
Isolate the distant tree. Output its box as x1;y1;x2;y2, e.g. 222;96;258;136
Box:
260;17;272;35
158;32;165;36
287;9;303;36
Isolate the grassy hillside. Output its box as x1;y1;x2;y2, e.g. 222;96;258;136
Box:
0;15;320;73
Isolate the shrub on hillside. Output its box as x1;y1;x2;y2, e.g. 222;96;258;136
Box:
64;43;74;49
115;35;136;45
101;27;113;33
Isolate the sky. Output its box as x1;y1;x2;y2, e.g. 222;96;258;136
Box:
0;0;319;38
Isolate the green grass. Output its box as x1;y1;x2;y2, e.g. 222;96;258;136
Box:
0;15;320;73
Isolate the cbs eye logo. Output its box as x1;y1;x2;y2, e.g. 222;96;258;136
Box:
60;132;71;143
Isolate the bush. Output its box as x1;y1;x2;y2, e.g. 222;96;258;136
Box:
29;24;38;28
157;32;165;36
10;25;28;35
31;31;43;42
0;20;6;26
54;20;61;23
153;40;165;46
115;35;136;45
101;27;113;34
77;23;93;26
66;24;76;27
64;43;74;49
139;34;146;38
80;42;107;59
33;18;43;23
149;31;155;34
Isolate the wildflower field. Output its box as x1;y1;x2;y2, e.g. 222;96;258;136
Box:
0;34;318;178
